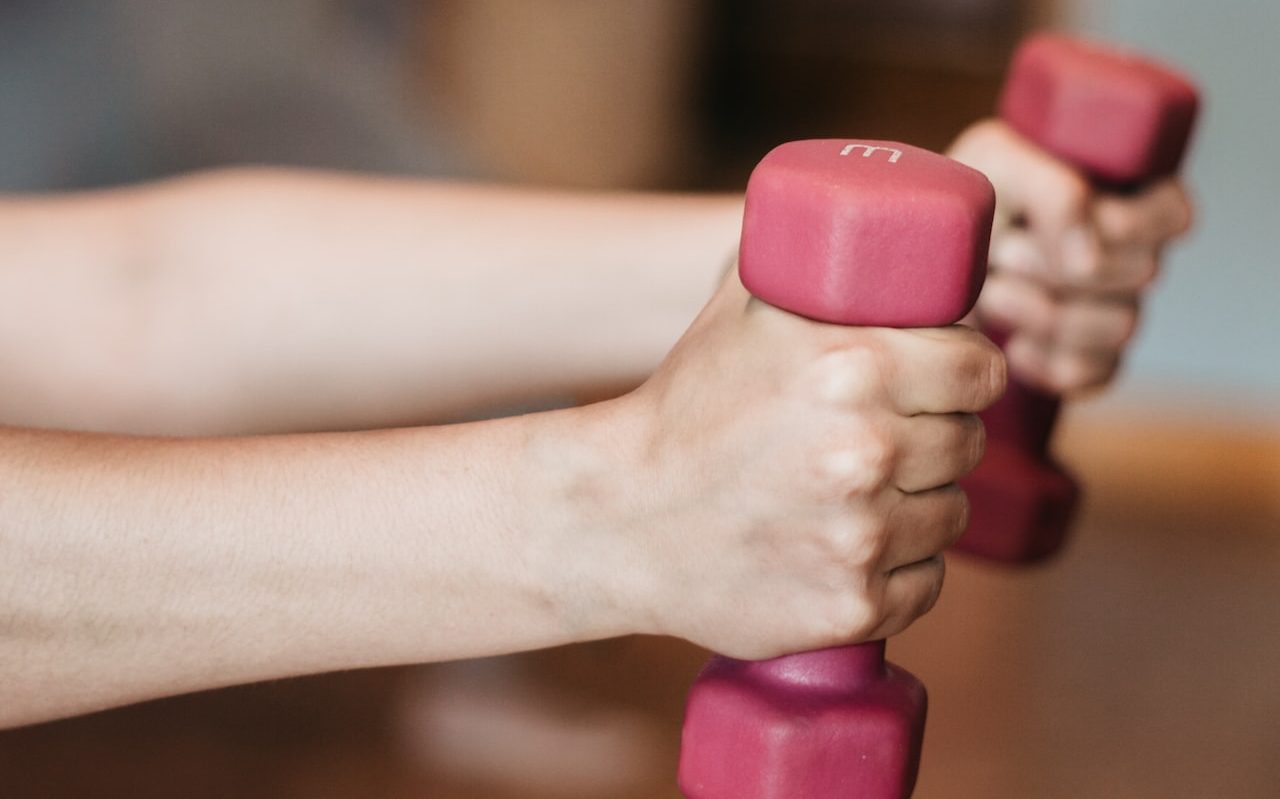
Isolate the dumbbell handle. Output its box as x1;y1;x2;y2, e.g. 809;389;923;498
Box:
980;328;1060;454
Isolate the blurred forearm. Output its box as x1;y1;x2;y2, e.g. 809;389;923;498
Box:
0;170;742;434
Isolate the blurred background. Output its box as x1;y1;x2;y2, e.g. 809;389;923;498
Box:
0;1;1275;798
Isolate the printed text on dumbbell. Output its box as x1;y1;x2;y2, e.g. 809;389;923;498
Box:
840;144;902;163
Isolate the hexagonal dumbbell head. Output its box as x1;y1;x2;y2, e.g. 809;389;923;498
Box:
680;644;927;799
679;140;995;799
738;140;994;328
956;37;1200;564
957;439;1080;563
1000;33;1200;186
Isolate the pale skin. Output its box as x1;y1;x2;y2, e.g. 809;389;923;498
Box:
0;120;1190;728
948;120;1195;391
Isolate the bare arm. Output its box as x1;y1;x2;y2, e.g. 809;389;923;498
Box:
0;275;1002;729
0;170;742;434
0;402;644;727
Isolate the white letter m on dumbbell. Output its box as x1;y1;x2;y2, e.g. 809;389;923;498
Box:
840;144;902;163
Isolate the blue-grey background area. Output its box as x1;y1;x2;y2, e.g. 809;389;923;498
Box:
1071;0;1279;419
0;0;466;188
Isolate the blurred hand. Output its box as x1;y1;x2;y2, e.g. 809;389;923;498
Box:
949;119;1194;394
618;270;1005;659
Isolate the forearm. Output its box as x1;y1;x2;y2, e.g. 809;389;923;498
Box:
0;401;650;727
0;171;742;434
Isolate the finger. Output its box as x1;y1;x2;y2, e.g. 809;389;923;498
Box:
977;271;1058;339
1067;244;1162;293
993;229;1162;294
989;229;1050;281
1093;179;1194;247
1057;224;1106;285
990;224;1109;291
879;485;970;570
892;413;986;493
1005;332;1122;395
868;555;946;640
873;326;1007;416
1052;295;1141;351
980;274;1141;350
993;229;1155;294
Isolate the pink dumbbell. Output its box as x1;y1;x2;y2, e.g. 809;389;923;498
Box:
678;140;996;799
956;34;1200;563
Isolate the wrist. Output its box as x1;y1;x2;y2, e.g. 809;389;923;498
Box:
509;396;663;644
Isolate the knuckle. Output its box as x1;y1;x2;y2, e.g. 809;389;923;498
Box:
813;427;896;498
822;591;880;645
821;518;882;566
815;446;863;487
811;343;885;406
855;428;898;487
820;522;859;561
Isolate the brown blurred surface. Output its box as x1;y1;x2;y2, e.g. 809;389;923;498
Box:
419;0;1049;190
2;418;1276;798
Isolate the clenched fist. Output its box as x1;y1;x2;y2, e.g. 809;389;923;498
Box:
949;119;1194;394
613;271;1005;659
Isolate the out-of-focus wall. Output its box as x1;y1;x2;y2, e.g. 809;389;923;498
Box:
0;0;466;189
1065;0;1279;422
423;0;710;189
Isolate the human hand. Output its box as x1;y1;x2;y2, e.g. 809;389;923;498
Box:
949;119;1193;394
615;270;1004;659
